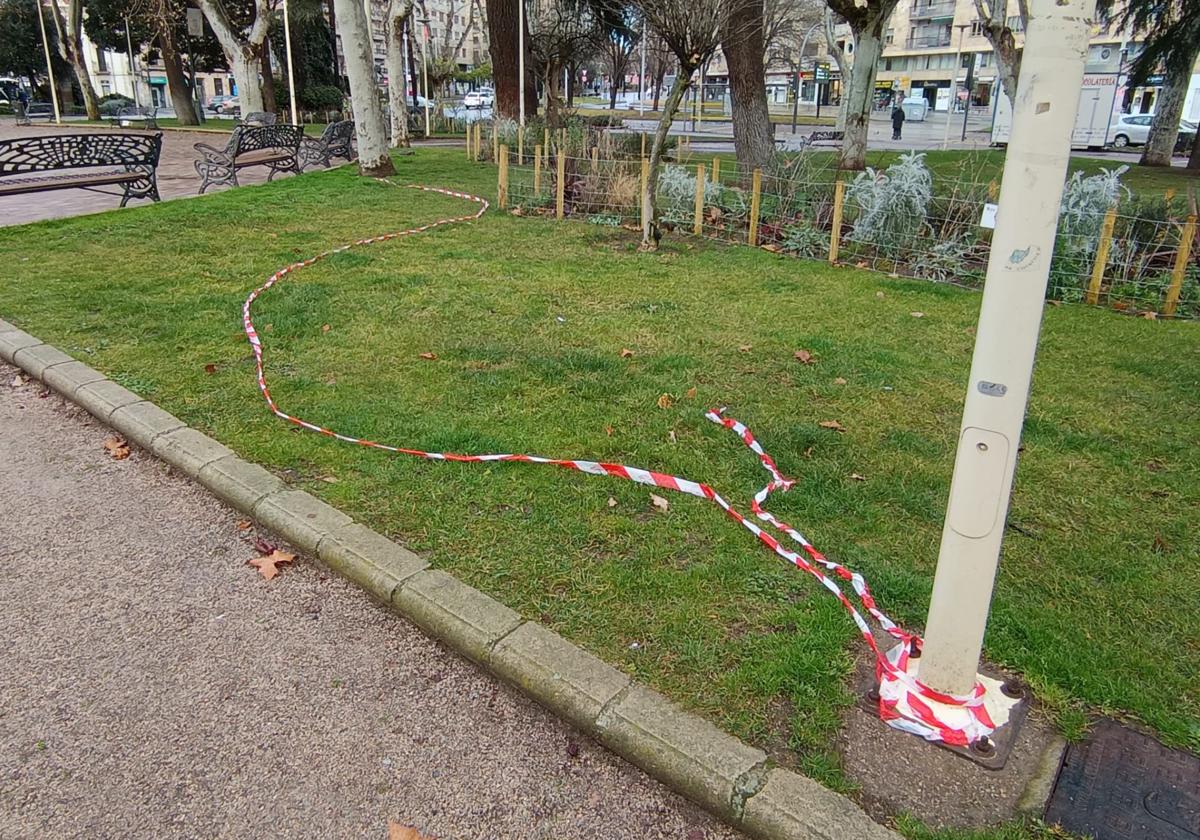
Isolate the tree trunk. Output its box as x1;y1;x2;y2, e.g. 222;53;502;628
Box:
642;71;691;250
1188;126;1200;170
230;50;266;112
543;63;563;127
328;0;342;88
197;0;270;113
159;33;199;125
1140;62;1190;167
839;26;883;170
486;0;522;118
609;74;619;109
723;0;773;177
653;69;664;111
335;0;394;175
385;0;413;146
49;0;99;119
405;15;419;111
261;41;277;115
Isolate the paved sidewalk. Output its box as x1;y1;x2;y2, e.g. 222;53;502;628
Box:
0;362;740;840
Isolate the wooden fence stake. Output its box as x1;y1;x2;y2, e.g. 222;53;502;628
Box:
556;152;566;220
544;128;550;159
829;180;845;264
693;163;706;236
474;123;481;160
560;127;567;152
492;125;499;163
640;156;649;230
498;145;509;208
1163;214;1197;317
534;144;542;193
711;157;720;185
1086;206;1118;305
641;133;646;158
466;126;472;159
591;146;598;171
748;168;763;246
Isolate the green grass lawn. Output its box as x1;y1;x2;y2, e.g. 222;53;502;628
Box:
1;148;1197;837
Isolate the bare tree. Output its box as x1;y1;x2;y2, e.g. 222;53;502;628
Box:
973;0;1024;107
723;0;773;174
47;0;100;119
385;0;415;146
526;0;597;126
335;0;395;174
822;0;901;169
197;0;273;113
631;0;736;250
764;0;823;72
591;0;637;110
644;30;672;109
415;0;479;95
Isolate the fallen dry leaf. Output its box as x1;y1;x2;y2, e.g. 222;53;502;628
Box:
103;436;130;460
1113;301;1130;311
910;311;925;318
604;425;614;437
650;493;670;513
247;549;295;581
802;446;814;458
418;352;438;360
388;822;436;840
668;430;677;444
620;348;634;359
320;476;339;484
204;363;217;375
738;344;752;353
793;349;815;364
818;420;846;433
1142;311;1158;320
855;260;869;268
685;386;697;399
1152;534;1169;552
321;324;331;333
834;377;848;385
1046;300;1062;307
236;519;253;531
875;291;885;300
510;207;524;217
252;536;276;555
761;243;782;253
656;393;673;410
607;497;618;508
10;374;25;387
850;473;867;482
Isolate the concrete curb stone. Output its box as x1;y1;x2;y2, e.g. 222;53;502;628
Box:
317;522;429;603
109;400;186;449
198;455;287;511
596;683;768;822
742;768;900;840
12;344;73;379
1;326;904;840
252;489;353;556
43;360;109;398
74;380;145;421
491;622;630;734
0;330;43;365
393;569;523;665
151;427;238;478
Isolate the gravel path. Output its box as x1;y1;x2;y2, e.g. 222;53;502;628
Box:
0;362;741;840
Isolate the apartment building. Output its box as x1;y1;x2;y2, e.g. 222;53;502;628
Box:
349;0;488;93
874;0;1200;121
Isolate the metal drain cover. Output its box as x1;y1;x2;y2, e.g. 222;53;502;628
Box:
1045;719;1199;840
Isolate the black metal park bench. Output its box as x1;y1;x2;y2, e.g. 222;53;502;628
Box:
107;105;158;130
193;124;303;193
797;130;844;150
0;132;163;207
298;120;355;170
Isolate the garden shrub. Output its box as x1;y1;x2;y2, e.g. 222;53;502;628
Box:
845;152;932;258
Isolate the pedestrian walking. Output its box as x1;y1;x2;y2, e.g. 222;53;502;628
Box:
891;101;906;140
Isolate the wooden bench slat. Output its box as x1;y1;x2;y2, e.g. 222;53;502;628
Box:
0;170;140;196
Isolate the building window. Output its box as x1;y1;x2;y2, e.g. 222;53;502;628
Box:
97;50;108;72
215;77;224;95
970;19;983;36
885;28;894;44
1006;14;1025;32
101;81;111;95
885;58;893;70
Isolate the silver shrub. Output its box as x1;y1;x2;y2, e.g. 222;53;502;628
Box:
846;152;932;257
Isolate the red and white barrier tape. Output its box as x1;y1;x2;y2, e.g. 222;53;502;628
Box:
241;182;995;747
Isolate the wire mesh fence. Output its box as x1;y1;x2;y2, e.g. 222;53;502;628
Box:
473;121;1199;319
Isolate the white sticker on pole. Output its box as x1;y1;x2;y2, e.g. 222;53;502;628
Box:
187;7;204;37
980;203;998;229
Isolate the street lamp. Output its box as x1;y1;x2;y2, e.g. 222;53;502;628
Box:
638;17;646;116
35;0;61;123
281;0;299;124
418;17;431;137
791;22;823;134
123;15;140;108
517;0;525;126
941;23;969;150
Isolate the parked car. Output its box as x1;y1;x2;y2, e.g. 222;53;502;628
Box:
463;88;494;108
1108;113;1196;148
206;95;235;113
